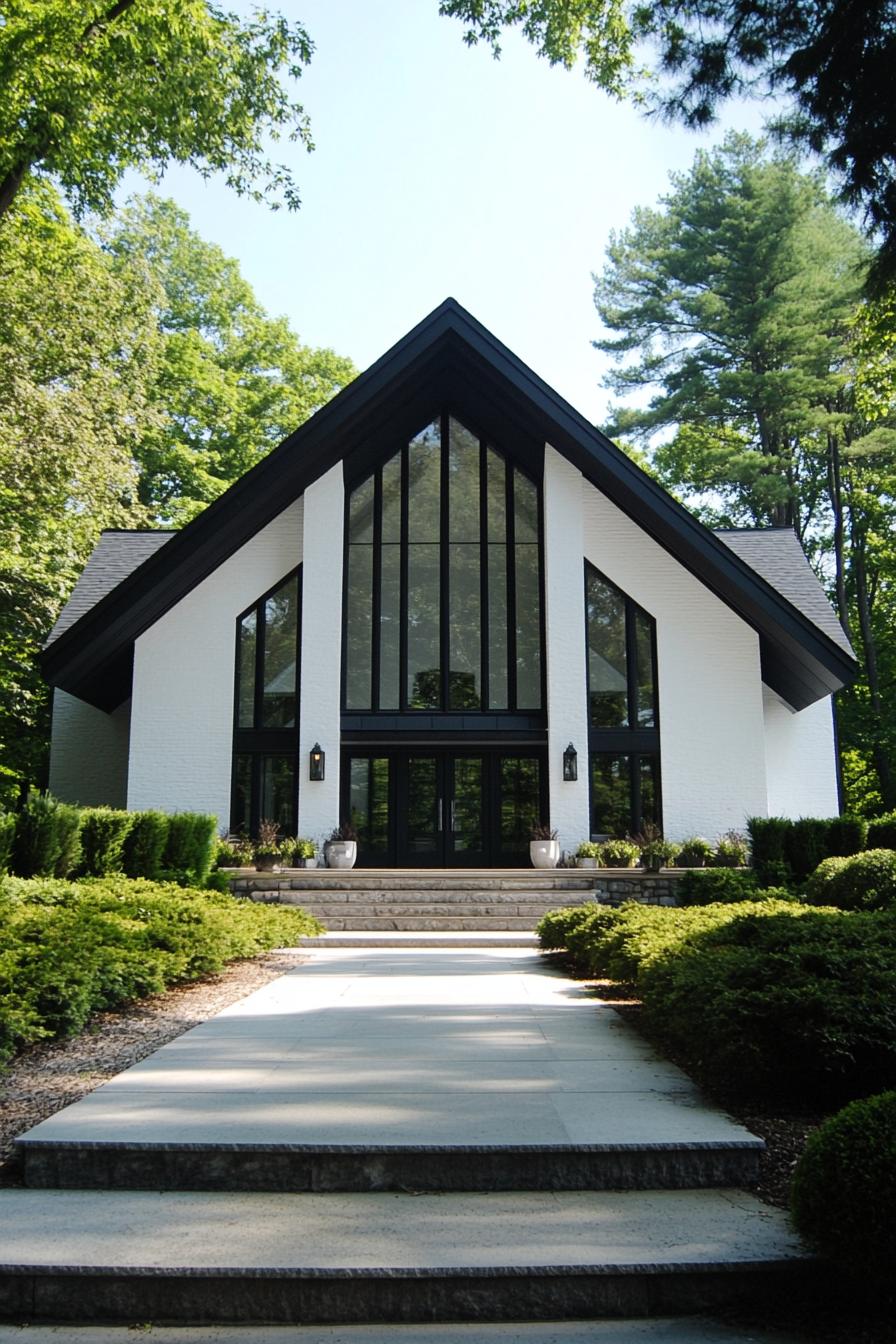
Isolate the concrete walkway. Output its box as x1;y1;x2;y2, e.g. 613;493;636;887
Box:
19;948;760;1151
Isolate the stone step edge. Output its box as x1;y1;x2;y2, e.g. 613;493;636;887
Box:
16;1138;763;1194
0;1259;820;1327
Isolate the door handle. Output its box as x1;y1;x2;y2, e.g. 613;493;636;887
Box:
437;798;443;832
449;800;457;832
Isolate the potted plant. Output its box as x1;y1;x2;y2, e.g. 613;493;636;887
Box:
713;830;749;868
296;837;317;868
635;822;678;873
597;838;640;868
675;836;714;868
254;818;282;873
530;824;560;869
325;821;359;869
575;840;601;869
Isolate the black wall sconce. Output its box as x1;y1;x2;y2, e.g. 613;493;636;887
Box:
563;742;578;782
309;743;325;781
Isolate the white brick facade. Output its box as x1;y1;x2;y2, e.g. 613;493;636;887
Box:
48;690;130;808
127;500;303;830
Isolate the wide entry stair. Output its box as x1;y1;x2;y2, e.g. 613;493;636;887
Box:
2;944;819;1333
237;869;598;944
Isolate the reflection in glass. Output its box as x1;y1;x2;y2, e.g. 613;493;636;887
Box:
452;757;483;852
379;543;401;710
232;754;252;834
407;421;441;542
260;755;295;834
350;757;390;857
449;543;481;708
407;543;440;708
514;470;538;544
349;475;374;543
635;609;657;727
640;755;659;826
448;419;480;542
345;544;373;708
515;544;542;708
407;757;438;856
587;570;628;728
488;546;508;709
591;754;632;838
238;611;256;728
500;757;540;852
486;450;506;541
262;577;298;727
381;452;402;542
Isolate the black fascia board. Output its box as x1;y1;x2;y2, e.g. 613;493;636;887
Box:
42;297;858;712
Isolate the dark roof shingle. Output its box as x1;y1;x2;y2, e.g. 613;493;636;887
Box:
48;531;175;646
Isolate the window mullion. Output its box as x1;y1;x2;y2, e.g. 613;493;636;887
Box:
479;438;489;710
506;463;517;709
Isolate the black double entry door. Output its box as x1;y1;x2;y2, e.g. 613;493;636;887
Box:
343;749;546;868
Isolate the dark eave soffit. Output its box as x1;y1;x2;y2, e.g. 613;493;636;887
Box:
42;299;858;713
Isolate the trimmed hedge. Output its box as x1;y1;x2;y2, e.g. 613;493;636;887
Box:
804;849;896;911
11;793;82;878
747;816;792;887
791;1091;896;1282
675;869;759;905
122;811;169;880
826;815;867;856
78;808;134;876
0;876;324;1068
747;813;874;886
867;812;896;851
163;813;217;886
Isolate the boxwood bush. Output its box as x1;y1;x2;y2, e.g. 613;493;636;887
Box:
676;869;760;905
804;849;896;911
791;1091;896;1282
0;876;324;1068
640;909;896;1104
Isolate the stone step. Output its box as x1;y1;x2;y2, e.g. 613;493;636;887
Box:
302;931;540;948
0;1187;816;1326
291;903;561;919
257;889;585;904
233;872;599;893
306;916;547;930
17;1137;763;1194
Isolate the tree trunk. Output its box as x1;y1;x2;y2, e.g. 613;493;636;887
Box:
827;430;851;638
851;528;895;809
0;159;31;223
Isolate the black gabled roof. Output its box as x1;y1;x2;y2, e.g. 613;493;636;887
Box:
41;297;858;712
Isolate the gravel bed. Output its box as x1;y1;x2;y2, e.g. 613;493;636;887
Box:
0;949;302;1182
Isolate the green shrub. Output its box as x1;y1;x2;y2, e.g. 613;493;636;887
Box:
804;849;896;911
675;837;714;868
826;814;867;857
0;875;324;1068
204;869;234;893
78;808;134;876
11;793;81;878
576;841;601;860
747;816;793;886
0;815;16;875
791;1091;896;1282
215;835;254;868
121;811;169;879
784;817;832;883
640;909;896;1103
867;811;896;850
163;813;217;885
676;869;760;905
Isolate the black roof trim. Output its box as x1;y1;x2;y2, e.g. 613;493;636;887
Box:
41;298;858;712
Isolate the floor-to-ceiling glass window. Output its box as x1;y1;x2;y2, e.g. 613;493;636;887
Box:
585;563;661;837
343;414;544;714
231;569;301;837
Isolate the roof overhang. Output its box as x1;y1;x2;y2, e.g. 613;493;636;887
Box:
42;299;858;713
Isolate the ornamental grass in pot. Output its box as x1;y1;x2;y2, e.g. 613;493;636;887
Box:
530;824;560;869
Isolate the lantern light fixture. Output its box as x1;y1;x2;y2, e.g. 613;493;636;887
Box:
309;743;325;782
562;742;578;782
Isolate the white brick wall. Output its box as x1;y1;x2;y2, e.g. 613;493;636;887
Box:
296;464;344;844
127;500;303;830
763;685;840;818
48;690;130;808
580;475;768;842
543;447;591;852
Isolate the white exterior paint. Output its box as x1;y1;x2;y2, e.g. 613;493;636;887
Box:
127;500;303;830
581;480;768;841
296;464;344;845
542;446;591;852
48;690;130;808
763;685;840;819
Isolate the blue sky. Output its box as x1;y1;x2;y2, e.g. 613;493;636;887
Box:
127;0;769;425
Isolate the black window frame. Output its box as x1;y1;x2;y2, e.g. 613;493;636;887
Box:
341;410;547;718
230;566;302;837
584;561;662;837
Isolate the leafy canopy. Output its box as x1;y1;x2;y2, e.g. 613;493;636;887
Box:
0;1;313;222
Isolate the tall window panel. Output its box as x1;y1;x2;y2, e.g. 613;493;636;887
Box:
232;569;301;837
343;414;544;714
585;562;660;837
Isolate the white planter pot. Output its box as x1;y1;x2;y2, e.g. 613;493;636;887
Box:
530;839;560;869
326;840;357;870
576;857;597;869
303;856;318;869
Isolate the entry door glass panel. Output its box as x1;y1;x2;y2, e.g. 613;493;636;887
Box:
349;757;391;863
449;756;484;860
499;756;541;857
405;756;440;861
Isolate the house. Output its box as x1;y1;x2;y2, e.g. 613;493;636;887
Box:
42;300;857;866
